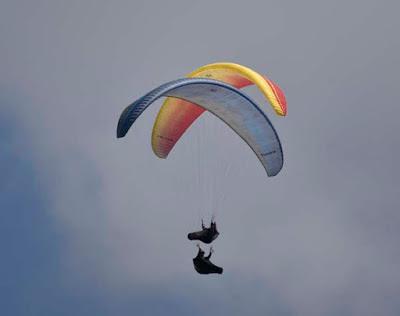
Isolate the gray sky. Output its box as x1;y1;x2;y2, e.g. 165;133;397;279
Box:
1;0;400;315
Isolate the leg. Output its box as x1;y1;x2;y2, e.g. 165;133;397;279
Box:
206;247;213;259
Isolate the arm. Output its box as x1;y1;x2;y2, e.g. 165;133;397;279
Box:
211;222;217;233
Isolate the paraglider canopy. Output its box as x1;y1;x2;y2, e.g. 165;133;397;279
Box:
151;62;287;159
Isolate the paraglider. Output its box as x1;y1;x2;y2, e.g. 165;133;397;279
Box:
188;219;219;244
193;245;223;275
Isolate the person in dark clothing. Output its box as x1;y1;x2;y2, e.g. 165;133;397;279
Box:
188;220;219;244
193;244;223;275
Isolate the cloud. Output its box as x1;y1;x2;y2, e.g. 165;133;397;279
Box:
1;0;400;315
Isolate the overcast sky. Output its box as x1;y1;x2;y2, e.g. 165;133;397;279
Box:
1;0;400;315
